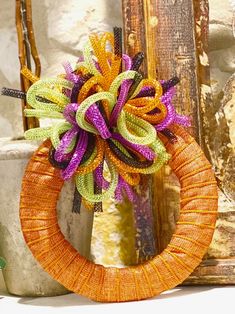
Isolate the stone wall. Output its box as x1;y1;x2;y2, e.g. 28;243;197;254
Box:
209;0;235;146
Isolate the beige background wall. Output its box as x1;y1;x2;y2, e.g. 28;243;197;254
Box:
0;0;122;137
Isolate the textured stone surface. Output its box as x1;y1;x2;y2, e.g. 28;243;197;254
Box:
204;72;235;261
201;1;235;262
0;138;93;296
0;139;66;296
209;0;234;95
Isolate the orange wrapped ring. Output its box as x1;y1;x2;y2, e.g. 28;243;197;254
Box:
20;125;218;302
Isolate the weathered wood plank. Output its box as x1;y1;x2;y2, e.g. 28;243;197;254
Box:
122;0;147;72
123;0;235;284
122;0;157;263
154;0;202;141
148;0;203;254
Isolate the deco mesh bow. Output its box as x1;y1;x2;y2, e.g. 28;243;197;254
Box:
7;28;189;213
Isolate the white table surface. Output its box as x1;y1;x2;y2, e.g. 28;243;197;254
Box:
1;271;234;314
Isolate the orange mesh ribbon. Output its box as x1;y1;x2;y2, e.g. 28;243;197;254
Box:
20;125;218;302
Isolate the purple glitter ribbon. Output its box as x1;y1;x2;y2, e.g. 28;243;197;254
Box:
121;177;135;202
174;114;191;127
110;54;133;126
64;102;111;139
63;61;80;83
63;103;78;126
94;164;136;203
70;76;90;103
111;133;155;161
155;87;191;131
114;175;135;202
61;130;88;180
122;54;132;70
86;104;111;139
155;88;176;131
94;164;109;190
54;127;79;162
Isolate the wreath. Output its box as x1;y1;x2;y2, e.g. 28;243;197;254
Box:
3;29;218;302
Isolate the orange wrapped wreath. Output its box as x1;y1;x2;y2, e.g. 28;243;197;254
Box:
2;29;218;302
20;125;218;302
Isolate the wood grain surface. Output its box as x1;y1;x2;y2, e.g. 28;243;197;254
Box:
122;0;235;283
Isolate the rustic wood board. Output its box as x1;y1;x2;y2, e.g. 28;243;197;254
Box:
152;0;206;260
122;0;157;263
122;0;235;283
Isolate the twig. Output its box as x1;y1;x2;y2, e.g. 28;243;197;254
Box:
25;0;41;77
15;0;39;130
21;0;32;70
